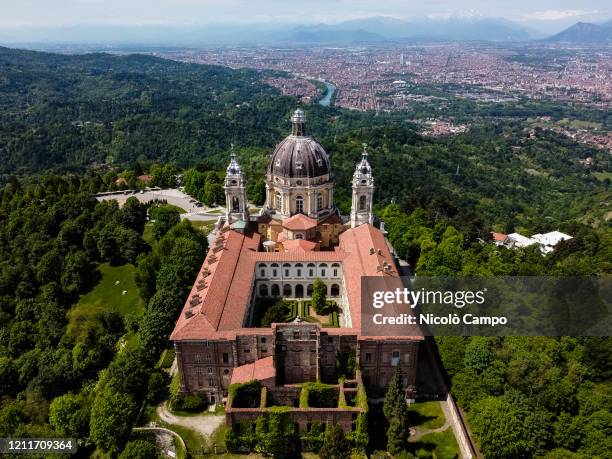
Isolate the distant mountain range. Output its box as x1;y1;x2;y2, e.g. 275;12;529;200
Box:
545;21;612;43
283;17;534;43
1;16;611;47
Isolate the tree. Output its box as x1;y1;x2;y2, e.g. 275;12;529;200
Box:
463;336;496;373
0;357;18;395
89;389;137;453
383;364;409;454
105;346;152;397
120;197;147;234
49;393;90;438
469;396;530;459
319;424;351;459
151;206;180;240
261;300;291;327
139;308;175;357
311;278;327;314
257;411;298;458
118;440;157;459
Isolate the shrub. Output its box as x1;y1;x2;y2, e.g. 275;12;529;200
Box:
230;380;261;408
261;300;292;327
302;382;339;408
171;393;207;412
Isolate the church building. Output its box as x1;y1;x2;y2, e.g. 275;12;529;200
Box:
170;109;423;431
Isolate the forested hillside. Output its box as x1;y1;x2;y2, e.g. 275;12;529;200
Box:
1;46;610;233
0;177;207;455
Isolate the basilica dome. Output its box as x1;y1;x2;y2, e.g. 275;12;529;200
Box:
268;109;330;179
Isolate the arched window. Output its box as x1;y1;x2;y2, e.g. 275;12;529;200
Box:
319;263;328;277
317;193;323;210
359;195;367;211
259;263;267;277
271;284;280;297
232;196;240;212
332;263;340;277
271;263;279;277
283;263;291;277
307;263;315;277
331;284;340;297
295;263;303;277
259;284;269;297
296;195;304;214
307;284;314;297
295;285;304;298
275;192;282;210
283;284;292;297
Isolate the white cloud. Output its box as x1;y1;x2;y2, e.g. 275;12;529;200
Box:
521;9;600;21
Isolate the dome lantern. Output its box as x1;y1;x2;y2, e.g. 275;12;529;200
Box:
291;108;306;136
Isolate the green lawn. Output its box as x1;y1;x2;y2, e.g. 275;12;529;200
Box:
408;401;446;430
161;204;187;214
411;429;460;459
143;221;154;243
190;220;216;234
78;263;144;316
593;172;612;182
68;263;144;339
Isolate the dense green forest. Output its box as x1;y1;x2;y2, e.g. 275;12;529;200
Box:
0;176;207;455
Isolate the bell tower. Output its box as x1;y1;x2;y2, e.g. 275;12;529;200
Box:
224;144;249;224
350;144;374;228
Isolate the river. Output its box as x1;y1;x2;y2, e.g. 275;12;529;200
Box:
318;81;336;107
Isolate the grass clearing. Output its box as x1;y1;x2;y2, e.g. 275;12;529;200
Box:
593;172;612;182
408;401;446;430
190;220;216;234
411;429;460;459
68;263;144;339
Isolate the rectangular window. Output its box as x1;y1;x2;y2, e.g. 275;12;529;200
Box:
208;378;214;386
392;351;400;366
365;353;372;363
333;269;338;277
297;269;302;276
309;269;314;276
222;353;229;364
207;367;212;374
206;354;212;363
273;269;277;277
321;269;326;277
261;269;265;277
261;337;267;343
195;354;201;363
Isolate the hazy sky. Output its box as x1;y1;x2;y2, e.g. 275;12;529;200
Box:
0;0;609;26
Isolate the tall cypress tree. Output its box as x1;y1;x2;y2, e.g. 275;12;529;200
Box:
383;363;410;453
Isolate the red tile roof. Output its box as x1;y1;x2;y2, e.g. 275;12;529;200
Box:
491;232;508;242
230;356;275;386
282;213;317;231
281;239;317;252
171;222;423;342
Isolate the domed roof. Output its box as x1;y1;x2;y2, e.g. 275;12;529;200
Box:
268;109;331;179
